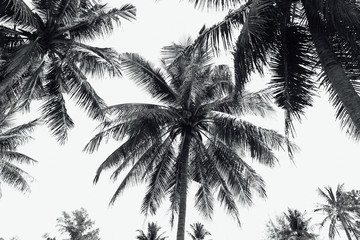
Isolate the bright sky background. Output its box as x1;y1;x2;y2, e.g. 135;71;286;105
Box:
1;1;360;240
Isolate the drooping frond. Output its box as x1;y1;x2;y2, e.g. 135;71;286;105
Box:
41;71;74;144
207;137;267;201
109;138;168;205
189;140;214;218
120;53;178;104
269;25;317;137
0;161;33;193
320;71;360;140
189;2;251;53
141;135;176;216
233;0;279;91
69;43;122;77
0;119;38;150
64;61;107;121
0;151;37;165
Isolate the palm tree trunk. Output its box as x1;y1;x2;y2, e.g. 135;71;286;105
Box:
339;215;353;240
303;0;360;132
176;131;191;240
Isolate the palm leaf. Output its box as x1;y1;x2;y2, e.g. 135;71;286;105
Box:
66;3;135;41
141;136;176;216
0;40;42;95
120;53;178;104
0;0;41;29
69;43;122;77
64;61;107;121
0;161;33;193
269;25;317;137
41;73;74;144
108;139;166;205
189;0;245;10
0;151;37;165
189;2;252;53
189;139;214;218
233;0;279;92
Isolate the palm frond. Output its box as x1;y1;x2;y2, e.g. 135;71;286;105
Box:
120;53;178;104
0;119;38;150
217;178;242;226
141;136;176;216
66;3;136;41
190;140;214;218
211;114;296;161
320;72;360;140
190;1;253;54
189;0;245;10
108;139;165;205
0;40;42;96
0;0;41;29
91;131;157;183
207;137;266;202
0;161;33;193
0;151;37;164
233;0;279;92
41;77;74;144
71;42;122;77
64;61;107;121
54;0;82;24
17;61;45;111
269;25;317;137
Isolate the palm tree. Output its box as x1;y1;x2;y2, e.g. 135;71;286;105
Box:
85;39;294;240
0;106;37;197
0;0;136;143
136;222;168;240
266;208;317;240
185;0;360;140
315;184;360;240
187;222;211;240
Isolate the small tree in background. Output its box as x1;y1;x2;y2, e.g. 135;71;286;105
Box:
187;222;211;240
56;208;100;240
315;184;360;240
266;208;317;240
136;222;167;240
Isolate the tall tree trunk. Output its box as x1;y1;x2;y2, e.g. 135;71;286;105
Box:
339;215;353;240
176;131;191;240
303;0;360;132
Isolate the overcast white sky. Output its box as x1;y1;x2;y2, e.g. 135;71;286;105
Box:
1;1;360;240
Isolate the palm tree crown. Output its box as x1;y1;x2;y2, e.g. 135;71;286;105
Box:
136;222;168;240
0;0;136;143
187;0;360;140
266;208;317;240
85;39;294;240
187;222;211;240
315;184;360;240
0;106;37;197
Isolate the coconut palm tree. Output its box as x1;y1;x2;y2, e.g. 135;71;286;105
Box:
187;222;211;240
136;222;168;240
0;0;136;143
185;0;360;140
0;105;37;197
315;184;360;240
85;39;294;240
266;208;317;240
